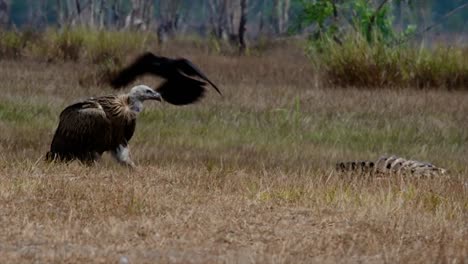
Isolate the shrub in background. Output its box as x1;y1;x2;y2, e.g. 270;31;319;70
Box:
0;30;33;59
312;35;468;89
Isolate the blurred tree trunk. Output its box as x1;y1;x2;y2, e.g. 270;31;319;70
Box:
208;0;251;49
126;0;152;30
81;0;94;28
75;0;82;25
258;0;266;35
238;0;247;53
65;0;75;25
87;0;107;29
126;0;141;29
110;0;125;29
275;0;290;34
0;0;10;28
90;0;95;27
225;0;243;42
97;0;106;29
27;0;38;27
208;0;228;38
56;0;76;27
157;0;182;43
56;0;64;27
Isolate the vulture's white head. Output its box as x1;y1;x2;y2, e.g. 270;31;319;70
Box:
129;85;162;102
128;85;162;113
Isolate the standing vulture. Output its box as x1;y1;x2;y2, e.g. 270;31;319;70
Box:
46;85;161;167
46;54;220;167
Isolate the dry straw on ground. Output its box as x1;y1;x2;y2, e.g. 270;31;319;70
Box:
0;39;467;263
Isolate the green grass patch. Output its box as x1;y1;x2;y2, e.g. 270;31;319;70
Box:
134;103;467;169
0;100;56;125
1;97;466;170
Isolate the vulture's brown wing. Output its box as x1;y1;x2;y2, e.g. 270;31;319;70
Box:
156;77;207;105
175;58;222;95
110;52;168;88
50;100;112;155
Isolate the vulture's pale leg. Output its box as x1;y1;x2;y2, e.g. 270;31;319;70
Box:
111;145;136;168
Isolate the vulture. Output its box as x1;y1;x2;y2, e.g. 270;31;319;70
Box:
46;53;220;167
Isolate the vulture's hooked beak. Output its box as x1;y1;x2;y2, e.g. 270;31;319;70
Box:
152;91;162;101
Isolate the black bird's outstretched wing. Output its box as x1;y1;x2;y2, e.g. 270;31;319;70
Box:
173;58;222;95
110;53;168;88
110;52;221;105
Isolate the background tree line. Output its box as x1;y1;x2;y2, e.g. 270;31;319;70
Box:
0;0;466;46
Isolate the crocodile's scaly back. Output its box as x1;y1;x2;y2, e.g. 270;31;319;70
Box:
336;155;447;178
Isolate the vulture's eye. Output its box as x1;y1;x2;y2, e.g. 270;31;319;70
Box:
146;90;152;93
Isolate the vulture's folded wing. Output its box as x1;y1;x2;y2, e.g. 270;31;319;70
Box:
50;101;112;154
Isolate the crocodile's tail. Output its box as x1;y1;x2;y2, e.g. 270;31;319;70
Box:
335;160;375;174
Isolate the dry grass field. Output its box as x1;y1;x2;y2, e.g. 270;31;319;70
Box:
0;41;467;263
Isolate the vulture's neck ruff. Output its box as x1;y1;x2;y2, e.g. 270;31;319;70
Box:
128;97;144;113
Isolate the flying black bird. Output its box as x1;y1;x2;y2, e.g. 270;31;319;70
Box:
46;85;161;167
110;52;221;105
